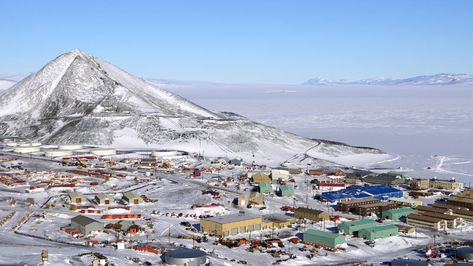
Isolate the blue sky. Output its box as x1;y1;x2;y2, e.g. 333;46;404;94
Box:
0;0;472;84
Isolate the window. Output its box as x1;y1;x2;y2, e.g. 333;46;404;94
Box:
255;224;261;230
240;226;246;233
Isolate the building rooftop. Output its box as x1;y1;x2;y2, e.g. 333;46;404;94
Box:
382;207;414;215
338;197;379;205
407;213;444;223
304;229;344;239
263;214;293;223
295;207;327;215
71;215;100;226
123;192;139;199
202;213;261;224
95;193;112;200
322;185;402;202
359;224;398;233
166;248;206;259
339;219;376;227
69;191;85;198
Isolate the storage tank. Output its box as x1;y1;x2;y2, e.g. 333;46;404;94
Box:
152;150;179;158
14;146;41;154
91;149;116;156
44;150;73;158
164;248;207;266
58;144;83;150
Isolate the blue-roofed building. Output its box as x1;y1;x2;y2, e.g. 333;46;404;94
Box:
320;185;403;203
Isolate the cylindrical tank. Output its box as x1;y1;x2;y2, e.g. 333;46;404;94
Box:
164;248;207;266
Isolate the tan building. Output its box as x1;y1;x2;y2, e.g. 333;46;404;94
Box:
122;192;143;205
294;207;330;222
388;198;423;208
200;213;263;237
251;172;271;184
411;178;463;190
410;179;430;190
406;213;447;230
95;193;113;205
344;177;363;185
68;191;88;204
415;206;463;228
447;189;473;209
262;214;294;229
429;179;463;190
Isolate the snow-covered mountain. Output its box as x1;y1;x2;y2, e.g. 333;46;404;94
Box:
303;73;473;86
0;49;390;166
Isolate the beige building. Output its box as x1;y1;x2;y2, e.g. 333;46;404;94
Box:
415;206;463;228
411;178;463;190
251;172;271;184
95;193;113;205
68;191;88;204
200;213;263;237
429;179;463;190
122;192;143;205
410;179;430;190
262;214;294;229
294;207;330;222
388;197;423;208
448;189;473;209
407;213;447;230
271;169;290;180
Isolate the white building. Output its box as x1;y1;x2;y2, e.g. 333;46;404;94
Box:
44;149;73;158
58;144;84;150
92;148;116;156
14;146;41;154
271;169;290;180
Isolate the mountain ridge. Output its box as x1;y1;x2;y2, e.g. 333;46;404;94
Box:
303;73;473;86
0;50;390;167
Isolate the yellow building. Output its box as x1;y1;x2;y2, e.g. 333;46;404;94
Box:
410;179;430;190
429;179;463;190
251;172;271;184
411;178;463;190
200;213;263;237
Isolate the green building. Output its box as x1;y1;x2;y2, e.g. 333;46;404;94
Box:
303;229;346;249
277;185;294;197
387;171;408;178
337;219;376;235
258;183;272;194
357;224;398;241
381;207;414;221
71;215;103;235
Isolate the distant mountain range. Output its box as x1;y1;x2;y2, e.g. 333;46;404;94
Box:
0;74;31;90
303;73;473;86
